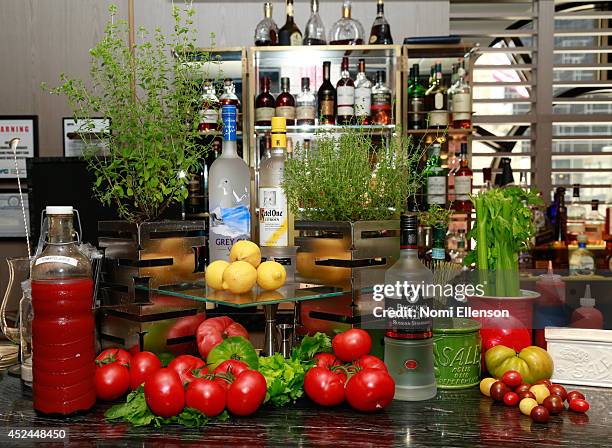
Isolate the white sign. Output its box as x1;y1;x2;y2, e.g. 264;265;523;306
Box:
0;193;29;238
63;118;110;157
0;117;37;179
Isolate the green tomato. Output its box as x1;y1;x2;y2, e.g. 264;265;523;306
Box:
485;345;553;384
206;336;259;371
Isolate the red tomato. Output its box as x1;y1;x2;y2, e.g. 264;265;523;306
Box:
304;367;345;407
345;368;395;412
534;379;552;388
313;352;341;369
185;378;226;417
514;383;531;395
130;351;162;390
548;384;567;401
530;405;550;423
569;398;589;413
166;313;206;355
168;355;207;385
567;390;585;402
503;391;519;407
354;354;387;371
213;376;231;392
95;363;130;401
196;317;249;359
542;395;565;415
95;348;131;369
213;359;250;377
144;368;185;418
501;370;522;388
226;370;267;416
332;329;372;362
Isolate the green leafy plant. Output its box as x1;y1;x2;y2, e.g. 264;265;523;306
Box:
282;129;427;222
466;186;543;297
418;204;453;228
44;5;214;223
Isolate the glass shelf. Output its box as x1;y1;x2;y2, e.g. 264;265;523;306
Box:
405;128;473;135
254;124;396;135
135;282;349;308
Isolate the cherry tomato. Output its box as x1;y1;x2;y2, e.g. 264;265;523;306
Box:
185;378;226;417
501;370;522;388
518;391;536;401
569;398;589;413
213;359;250;377
353;354;387;371
567;390;585;403
548;384;567;401
95;363;130;401
143;368;185;418
226;370;267;416
130;351;162;390
530;405;550;423
503;391;519;407
313;352;341;369
534;379;552;388
542;395;565;415
96;348;131;369
332;329;372;362
345;368;395;412
168;355;206;385
490;381;509;402
514;383;532;395
304;366;346;407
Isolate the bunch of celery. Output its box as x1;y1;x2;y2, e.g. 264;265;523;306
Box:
466;186;542;297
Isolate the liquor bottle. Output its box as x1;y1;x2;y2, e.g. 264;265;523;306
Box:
452;61;472;129
336;56;355;125
254;2;279;46
554;191;568;245
259;117;292;247
296;77;316;126
450;228;467;265
569;234;595;275
275;77;296;126
219;78;241;131
425;63;448;128
495;157;514;187
278;0;302;46
318;61;336;125
198;80;220;132
329;0;365;45
429;225;450;270
408;64;426;130
585;199;605;243
371;70;392;125
567;184;587;242
354;59;372;125
208;105;251;262
481;167;492;192
453;143;473;212
384;214;437;401
425;142;447;208
255;76;276;126
369;0;393;44
303;0;326;45
260;132;272;163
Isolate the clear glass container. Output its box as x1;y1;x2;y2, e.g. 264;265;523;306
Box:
254;2;279;46
329;0;365;45
19;279;33;387
584;199;604;243
569;234;595;275
354;59;372;124
296;77;316;125
567;184;587;240
303;0;326;45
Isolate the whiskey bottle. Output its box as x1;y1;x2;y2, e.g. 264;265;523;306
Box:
451;61;472;129
425;63;448;128
296;77;316;125
371;70;392;125
354;59;372;125
254;2;279;46
425;142;447;208
255;76;275;126
198;80;219;132
336;56;355;125
369;0;393;44
453;143;473;212
329;0;365;45
408;64;426;130
278;0;302;46
303;0;326;45
219;78;241;132
318;61;336;125
275;77;296;126
567;184;587;241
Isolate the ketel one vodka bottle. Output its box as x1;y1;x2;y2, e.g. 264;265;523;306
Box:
258;117;292;247
208;105;252;262
384;214;437;401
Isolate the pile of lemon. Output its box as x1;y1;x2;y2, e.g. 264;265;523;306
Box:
205;241;287;294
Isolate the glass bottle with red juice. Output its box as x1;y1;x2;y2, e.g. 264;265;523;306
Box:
31;206;95;415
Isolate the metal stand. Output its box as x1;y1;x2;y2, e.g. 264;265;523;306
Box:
263;303;279;356
277;324;294;358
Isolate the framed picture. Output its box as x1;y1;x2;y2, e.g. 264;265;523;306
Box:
0;191;29;238
62;117;110;157
0;115;38;179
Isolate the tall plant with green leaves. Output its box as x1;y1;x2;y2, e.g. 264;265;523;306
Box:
282;129;427;222
45;5;213;223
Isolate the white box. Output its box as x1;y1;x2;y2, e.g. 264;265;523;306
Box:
545;327;612;388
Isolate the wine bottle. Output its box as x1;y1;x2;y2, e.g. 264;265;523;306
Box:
318;61;336;125
278;0;302;46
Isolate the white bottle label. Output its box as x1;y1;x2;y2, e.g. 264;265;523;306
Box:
452;92;471;113
355;87;371;117
255;107;275;122
35;256;78;267
337;86;355;116
275;106;296;120
427;176;447;204
454;176;472;200
428;110;448;127
296;105;316;121
258;187;288;247
290;32;301;46
199;109;218;124
434;92;444;110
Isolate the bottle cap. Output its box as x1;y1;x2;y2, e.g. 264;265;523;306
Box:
46;206;73;215
577;234;588;244
579;284;596;307
539;260;562;282
271;117;287;133
301;77;310;90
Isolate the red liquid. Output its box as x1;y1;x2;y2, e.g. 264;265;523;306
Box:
32;278;95;415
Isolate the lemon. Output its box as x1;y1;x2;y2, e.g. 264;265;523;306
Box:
229;241;261;268
222;261;257;294
257;261;287;291
205;260;230;290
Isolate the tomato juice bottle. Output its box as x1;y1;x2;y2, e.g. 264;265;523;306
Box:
31;206;95;415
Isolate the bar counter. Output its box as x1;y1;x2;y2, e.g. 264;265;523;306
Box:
0;374;609;447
